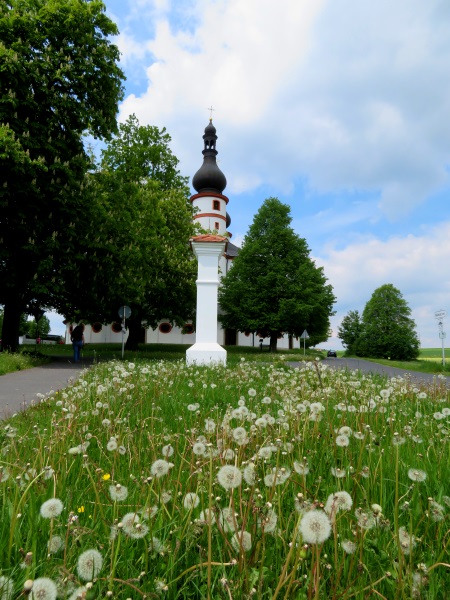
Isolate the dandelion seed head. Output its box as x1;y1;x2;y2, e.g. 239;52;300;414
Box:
31;577;57;600
77;549;103;581
183;492;200;510
217;465;242;490
150;459;173;478
299;510;331;544
231;530;252;552
408;468;427;482
40;498;63;519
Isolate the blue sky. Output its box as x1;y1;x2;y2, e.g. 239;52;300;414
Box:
48;0;450;349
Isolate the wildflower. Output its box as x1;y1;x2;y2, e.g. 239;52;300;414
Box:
183;492;200;510
398;526;416;555
77;549;103;581
150;537;165;553
243;463;257;485
408;468;427;482
150;459;173;478
48;535;64;554
222;448;235;461
231;530;252;552
338;426;353;437
264;467;291;486
40;498;64;519
162;444;174;457
161;491;172;504
109;484;129;502
68;587;87;600
355;509;376;530
335;434;350;447
330;467;346;478
217;465;242;490
0;576;13;600
121;512;148;538
248;388;257;397
0;467;11;483
341;540;357;554
30;578;57;600
102;473;111;481
293;461;310;476
232;427;248;444
219;507;239;532
325;491;353;519
192;442;206;456
199;508;215;525
141;505;158;519
258;509;277;533
204;418;216;433
106;438;118;451
258;446;274;459
299;509;332;544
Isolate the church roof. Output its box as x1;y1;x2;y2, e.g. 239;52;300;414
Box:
226;241;240;257
192;120;227;194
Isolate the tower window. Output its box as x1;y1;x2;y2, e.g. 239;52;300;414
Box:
213;200;220;211
214;222;220;231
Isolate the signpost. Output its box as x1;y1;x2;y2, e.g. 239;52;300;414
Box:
435;310;447;367
300;329;309;356
118;305;132;359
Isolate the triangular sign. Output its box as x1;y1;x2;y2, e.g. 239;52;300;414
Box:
300;329;309;339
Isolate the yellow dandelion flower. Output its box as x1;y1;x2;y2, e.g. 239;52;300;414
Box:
102;473;111;481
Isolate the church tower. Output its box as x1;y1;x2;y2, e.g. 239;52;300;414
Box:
191;120;231;237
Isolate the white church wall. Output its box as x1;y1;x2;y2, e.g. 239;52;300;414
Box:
65;323;128;344
146;323;195;345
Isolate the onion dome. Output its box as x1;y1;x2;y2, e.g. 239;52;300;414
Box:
226;212;231;228
192;120;227;193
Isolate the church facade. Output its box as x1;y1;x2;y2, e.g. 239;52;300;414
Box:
65;121;300;350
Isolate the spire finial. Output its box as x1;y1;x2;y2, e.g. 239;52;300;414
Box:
207;105;215;120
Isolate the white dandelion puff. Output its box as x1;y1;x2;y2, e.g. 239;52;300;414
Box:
109;484;129;502
30;578;57;600
0;576;13;600
231;530;252;552
293;461;310;476
183;492;200;510
299;509;332;544
408;468;427;482
40;498;63;519
217;465;242;490
325;491;353;519
48;535;64;554
341;540;357;554
77;549;103;581
150;459;173;478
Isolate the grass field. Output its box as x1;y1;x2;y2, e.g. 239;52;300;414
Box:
0;357;448;598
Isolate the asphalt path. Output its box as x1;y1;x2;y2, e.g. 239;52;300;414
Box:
0;356;96;419
289;357;450;388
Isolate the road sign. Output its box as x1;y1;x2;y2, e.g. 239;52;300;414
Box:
118;305;132;320
300;330;309;339
439;331;446;339
435;310;447;320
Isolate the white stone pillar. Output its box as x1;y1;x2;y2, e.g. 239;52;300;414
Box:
186;235;227;366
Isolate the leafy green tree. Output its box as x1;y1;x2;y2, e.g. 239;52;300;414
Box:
358;284;420;360
0;309;29;339
56;116;197;350
337;310;363;355
219;198;336;352
0;0;124;351
27;315;51;339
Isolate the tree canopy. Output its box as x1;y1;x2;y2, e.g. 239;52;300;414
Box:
0;0;125;350
337;310;363;355
339;284;420;360
55;116;197;349
218;198;335;351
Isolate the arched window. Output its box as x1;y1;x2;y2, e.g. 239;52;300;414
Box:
183;323;194;334
111;322;122;333
91;322;102;333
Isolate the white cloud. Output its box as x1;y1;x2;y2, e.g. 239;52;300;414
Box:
315;221;450;348
115;0;450;220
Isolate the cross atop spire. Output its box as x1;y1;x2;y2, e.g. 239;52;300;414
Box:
207;105;215;120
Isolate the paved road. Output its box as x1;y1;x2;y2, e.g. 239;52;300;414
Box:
290;357;450;388
0;357;96;419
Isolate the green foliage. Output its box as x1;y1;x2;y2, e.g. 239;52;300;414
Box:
0;0;125;350
219;198;335;350
0;359;448;598
337;309;363;355
27;315;50;339
56;116;197;348
344;284;420;360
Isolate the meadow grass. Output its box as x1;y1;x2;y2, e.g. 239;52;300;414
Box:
0;358;449;599
0;351;50;376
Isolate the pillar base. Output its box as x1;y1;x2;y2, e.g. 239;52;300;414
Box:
186;343;227;366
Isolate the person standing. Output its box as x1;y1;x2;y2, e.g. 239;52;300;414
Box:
70;323;84;362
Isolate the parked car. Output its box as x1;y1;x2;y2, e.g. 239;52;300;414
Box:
327;349;337;358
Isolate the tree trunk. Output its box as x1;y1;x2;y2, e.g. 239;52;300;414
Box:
269;333;278;353
125;313;142;351
1;301;25;352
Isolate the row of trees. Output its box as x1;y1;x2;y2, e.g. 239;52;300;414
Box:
338;284;420;360
1;1;336;352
